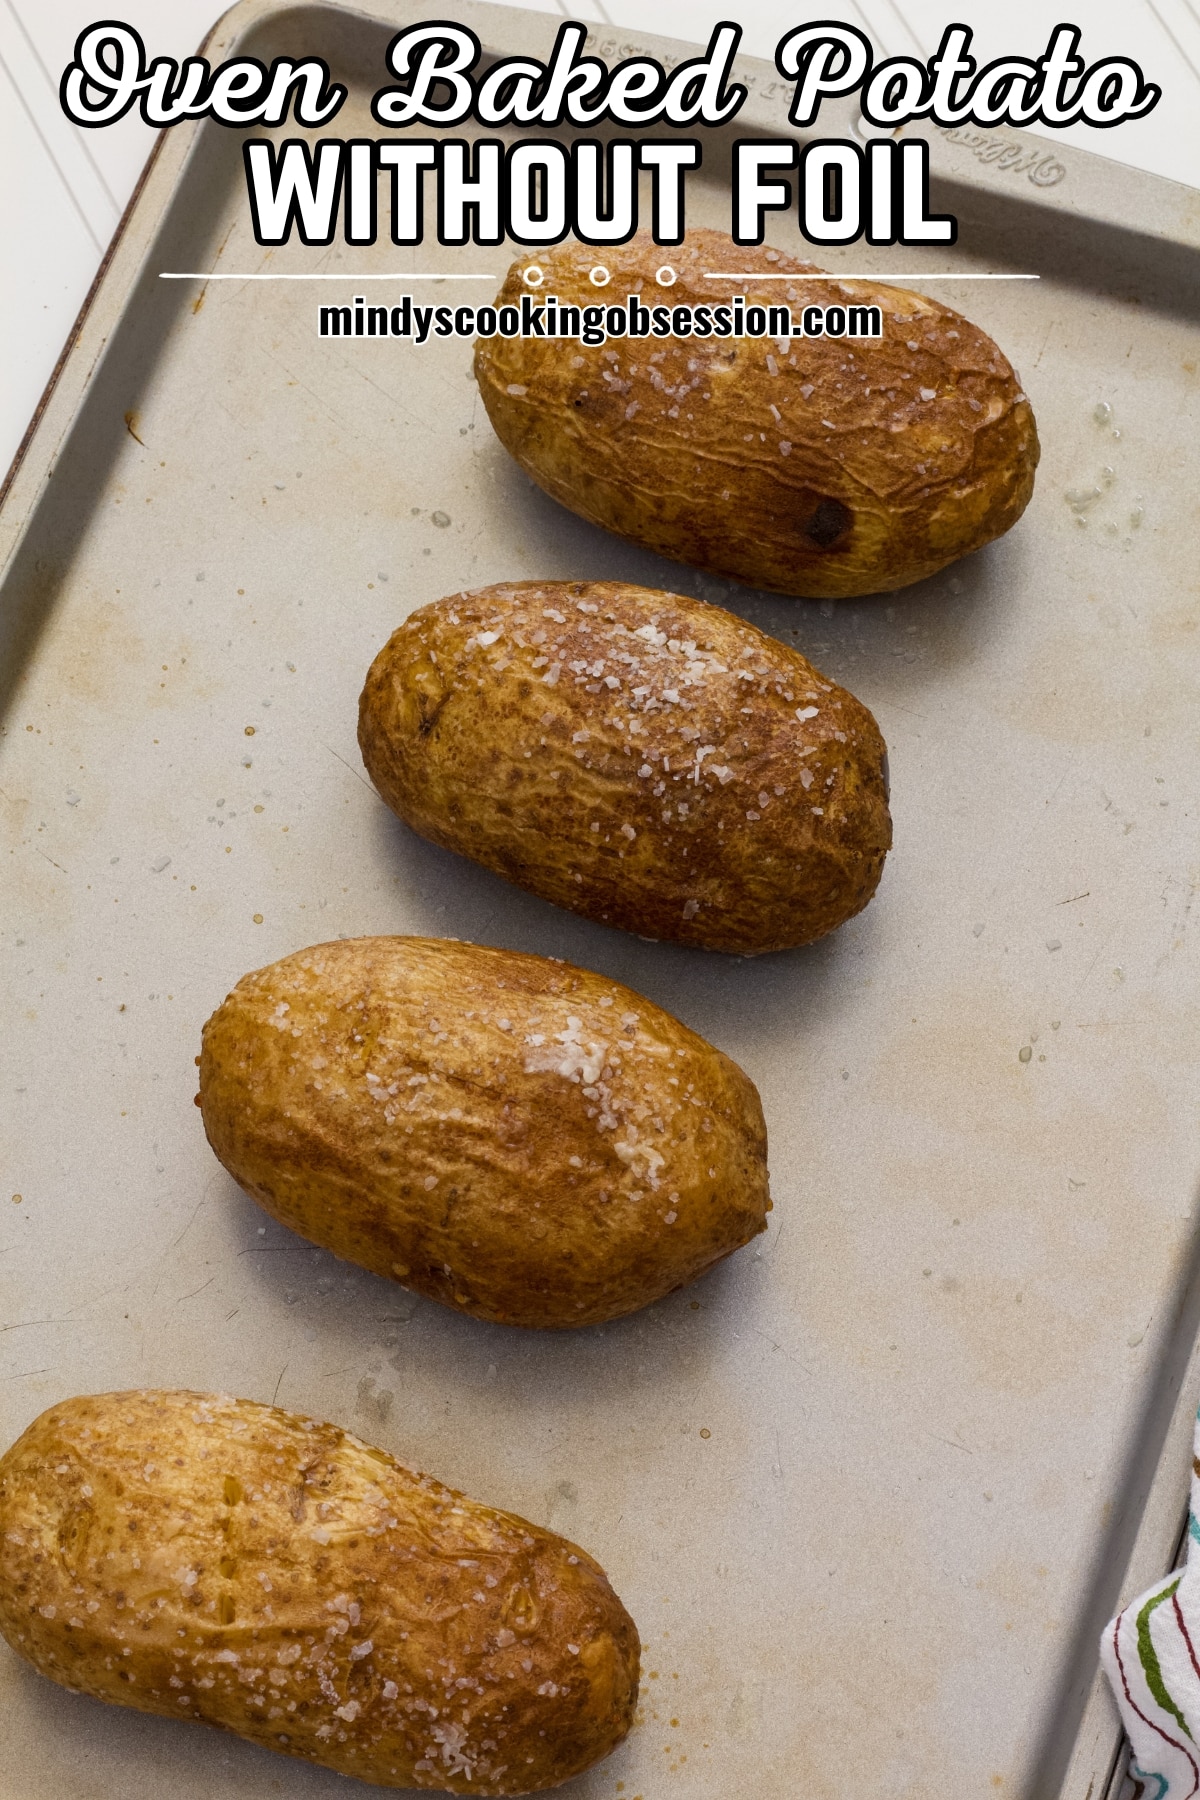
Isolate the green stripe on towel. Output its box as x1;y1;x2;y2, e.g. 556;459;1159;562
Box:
1137;1578;1192;1740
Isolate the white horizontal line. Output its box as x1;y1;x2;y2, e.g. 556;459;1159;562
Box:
158;269;1041;285
158;271;500;281
702;271;1040;281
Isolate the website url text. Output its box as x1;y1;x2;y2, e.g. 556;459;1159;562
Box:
318;293;884;347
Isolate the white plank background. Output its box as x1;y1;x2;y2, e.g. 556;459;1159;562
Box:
2;0;1199;480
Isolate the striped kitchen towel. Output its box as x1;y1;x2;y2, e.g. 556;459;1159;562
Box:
1102;1408;1200;1795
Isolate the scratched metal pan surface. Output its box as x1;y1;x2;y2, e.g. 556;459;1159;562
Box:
2;2;1200;1795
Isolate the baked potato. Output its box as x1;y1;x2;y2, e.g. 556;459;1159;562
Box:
474;227;1039;598
198;935;769;1327
0;1389;639;1794
359;580;890;954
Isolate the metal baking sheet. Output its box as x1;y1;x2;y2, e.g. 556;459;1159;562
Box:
3;4;1200;1794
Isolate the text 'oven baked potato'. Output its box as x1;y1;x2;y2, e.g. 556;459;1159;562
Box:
474;228;1039;599
0;1390;639;1794
359;581;890;955
198;935;770;1328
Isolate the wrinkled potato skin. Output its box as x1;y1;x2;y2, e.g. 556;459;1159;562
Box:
359;581;890;954
0;1391;639;1795
199;936;769;1328
475;229;1039;598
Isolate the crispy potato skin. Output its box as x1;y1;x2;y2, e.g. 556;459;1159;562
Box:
199;936;770;1328
474;229;1039;598
0;1391;639;1795
359;581;890;954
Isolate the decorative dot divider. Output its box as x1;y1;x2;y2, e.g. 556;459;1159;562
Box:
520;261;679;291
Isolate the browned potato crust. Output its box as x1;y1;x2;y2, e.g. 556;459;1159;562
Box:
474;228;1039;598
0;1390;638;1794
198;936;769;1328
359;580;890;954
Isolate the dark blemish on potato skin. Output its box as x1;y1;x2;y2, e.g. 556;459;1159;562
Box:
805;497;852;549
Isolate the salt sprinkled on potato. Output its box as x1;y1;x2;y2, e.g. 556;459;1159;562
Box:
198;936;770;1327
475;228;1038;599
359;580;890;954
0;1389;639;1793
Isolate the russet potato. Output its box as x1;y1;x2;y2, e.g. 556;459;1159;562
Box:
474;228;1039;598
198;935;770;1327
0;1389;639;1794
359;580;890;954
